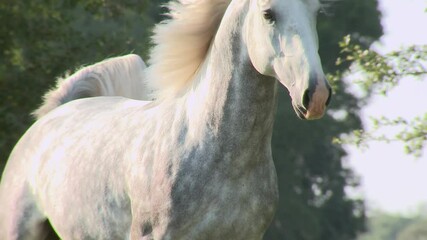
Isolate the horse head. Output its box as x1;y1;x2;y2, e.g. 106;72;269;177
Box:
243;0;331;120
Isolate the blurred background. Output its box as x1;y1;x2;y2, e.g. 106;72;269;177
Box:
0;0;425;239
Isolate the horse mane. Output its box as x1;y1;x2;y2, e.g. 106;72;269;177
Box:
146;0;231;99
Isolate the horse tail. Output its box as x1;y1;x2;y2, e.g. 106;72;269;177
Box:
32;54;150;119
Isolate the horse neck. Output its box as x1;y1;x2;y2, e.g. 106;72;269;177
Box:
184;1;278;149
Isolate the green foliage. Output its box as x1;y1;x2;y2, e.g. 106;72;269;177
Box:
335;36;427;95
396;219;427;240
317;0;383;73
358;210;427;240
332;36;427;158
335;115;427;158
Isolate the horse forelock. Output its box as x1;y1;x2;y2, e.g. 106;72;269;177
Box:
146;0;232;99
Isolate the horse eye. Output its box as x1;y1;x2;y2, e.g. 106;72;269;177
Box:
263;9;275;23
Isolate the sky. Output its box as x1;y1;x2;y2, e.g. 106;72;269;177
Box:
346;0;427;214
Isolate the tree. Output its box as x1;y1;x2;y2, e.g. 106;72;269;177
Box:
331;36;427;158
397;219;427;240
0;0;383;239
357;209;427;240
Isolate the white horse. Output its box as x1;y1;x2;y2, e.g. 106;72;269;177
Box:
0;0;331;239
32;54;150;120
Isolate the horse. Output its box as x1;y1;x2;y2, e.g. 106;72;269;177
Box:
32;54;150;120
0;0;331;239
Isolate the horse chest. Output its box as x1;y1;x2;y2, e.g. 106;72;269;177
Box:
156;147;279;239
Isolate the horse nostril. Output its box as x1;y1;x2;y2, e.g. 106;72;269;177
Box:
302;89;310;110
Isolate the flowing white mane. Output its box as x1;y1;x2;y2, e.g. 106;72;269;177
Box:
146;0;231;98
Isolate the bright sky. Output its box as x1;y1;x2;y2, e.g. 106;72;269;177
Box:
347;0;427;214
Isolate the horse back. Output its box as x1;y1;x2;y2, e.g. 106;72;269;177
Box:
1;97;152;239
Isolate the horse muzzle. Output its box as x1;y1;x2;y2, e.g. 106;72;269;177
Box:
292;75;331;120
